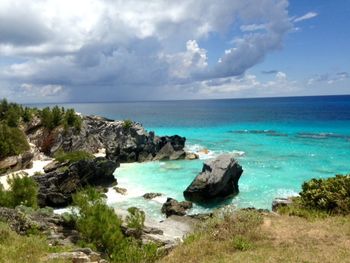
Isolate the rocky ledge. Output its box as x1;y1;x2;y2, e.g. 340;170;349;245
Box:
184;154;243;203
27;115;195;163
34;157;118;208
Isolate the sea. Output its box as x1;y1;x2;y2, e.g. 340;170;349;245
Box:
35;95;350;220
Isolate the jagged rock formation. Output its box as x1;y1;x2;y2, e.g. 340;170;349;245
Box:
26;115;190;163
33;157;118;208
0;151;34;173
184;154;243;203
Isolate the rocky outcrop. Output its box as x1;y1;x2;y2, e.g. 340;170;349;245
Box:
26;115;189;163
0;206;78;245
183;154;243;203
272;197;293;212
161;198;193;217
34;157;118;207
0;151;34;174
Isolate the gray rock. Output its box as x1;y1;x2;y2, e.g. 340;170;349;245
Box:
43;160;69;173
114;187;127;195
143;192;162;200
183;154;243;203
0;151;34;174
161;198;193;217
34;157;118;208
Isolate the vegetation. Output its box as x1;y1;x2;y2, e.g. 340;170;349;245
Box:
0;98;82;159
0;222;61;263
126;207;145;232
54;150;94;164
122;119;133;130
300;174;350;214
72;188;160;263
0;175;38;209
0;124;29;159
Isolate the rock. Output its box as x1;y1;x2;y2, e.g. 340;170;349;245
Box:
143;192;162;199
47;249;104;263
183;154;243;203
272;197;293;212
0;206;78;245
43;160;69;173
27;115;189;163
185;152;199;160
114;187;127;195
0;151;34;174
34;157;118;207
161;198;193;217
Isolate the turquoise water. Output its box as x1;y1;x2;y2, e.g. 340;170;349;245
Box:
36;96;350;219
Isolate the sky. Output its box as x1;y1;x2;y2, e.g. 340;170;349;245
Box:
0;0;349;103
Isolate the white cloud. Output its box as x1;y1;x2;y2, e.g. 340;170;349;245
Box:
0;0;293;102
293;12;318;23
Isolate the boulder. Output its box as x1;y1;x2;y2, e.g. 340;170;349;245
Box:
143;192;162;200
114;186;127;195
34;157;118;207
43;160;69;173
183;154;243;203
0;151;34;174
161;198;193;217
185;152;199;160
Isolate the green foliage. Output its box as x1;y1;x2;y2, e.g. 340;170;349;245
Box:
232;235;254;251
126;207;145;231
0;124;30;159
0;175;38;208
72;188;160;263
54;150;94;164
40;107;54;129
6;107;21;128
300;174;350;214
52;105;63;127
122;119;133;130
22;107;32;123
277;197;329;220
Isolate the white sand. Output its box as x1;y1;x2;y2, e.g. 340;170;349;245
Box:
94;148;106;158
0;159;53;190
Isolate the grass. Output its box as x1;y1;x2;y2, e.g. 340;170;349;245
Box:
0;222;70;263
54;150;94;164
161;209;350;263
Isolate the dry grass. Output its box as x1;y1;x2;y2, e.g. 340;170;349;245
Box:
0;222;69;263
161;211;350;263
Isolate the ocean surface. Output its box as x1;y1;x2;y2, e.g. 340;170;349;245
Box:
36;95;350;220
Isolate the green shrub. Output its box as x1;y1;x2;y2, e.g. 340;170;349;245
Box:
122;119;133;130
126;207;145;232
72;188;160;263
0;124;30;159
232;235;254;251
54;150;94;164
0;175;38;208
52;105;63;127
6;107;21;127
300;174;350;214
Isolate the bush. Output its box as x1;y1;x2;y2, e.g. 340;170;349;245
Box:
0;124;30;159
0;175;38;208
72;188;160;263
54;150;94;164
299;174;350;214
122;119;133;130
126;207;145;232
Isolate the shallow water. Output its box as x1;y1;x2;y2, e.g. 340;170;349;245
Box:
35;95;350;219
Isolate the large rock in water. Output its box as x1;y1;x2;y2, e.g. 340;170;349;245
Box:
33;157;118;208
183;154;243;203
161;198;193;217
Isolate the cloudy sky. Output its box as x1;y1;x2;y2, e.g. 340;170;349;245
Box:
0;0;349;103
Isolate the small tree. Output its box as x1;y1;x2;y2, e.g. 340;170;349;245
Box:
52;106;63;127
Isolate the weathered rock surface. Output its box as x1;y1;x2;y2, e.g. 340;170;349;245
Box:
114;186;127;195
0;206;78;245
184;154;243;203
47;248;105;263
0;151;34;174
26;115;189;163
161;198;193;217
34;157;118;207
272;197;294;212
143;192;162;200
